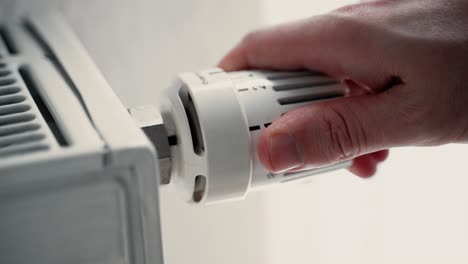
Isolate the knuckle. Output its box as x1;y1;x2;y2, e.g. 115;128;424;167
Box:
396;92;434;143
399;99;423;130
401;99;453;145
324;8;378;45
320;106;366;162
242;30;261;47
321;14;362;44
240;29;266;60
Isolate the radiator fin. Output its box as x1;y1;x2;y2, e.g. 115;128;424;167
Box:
0;61;50;156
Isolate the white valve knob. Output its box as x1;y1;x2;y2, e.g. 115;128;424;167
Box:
161;68;351;204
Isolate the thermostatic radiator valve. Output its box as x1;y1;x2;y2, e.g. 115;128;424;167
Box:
130;68;351;204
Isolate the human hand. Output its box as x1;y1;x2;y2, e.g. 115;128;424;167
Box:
219;0;468;177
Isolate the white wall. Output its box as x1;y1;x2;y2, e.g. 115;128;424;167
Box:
318;145;468;264
260;1;468;263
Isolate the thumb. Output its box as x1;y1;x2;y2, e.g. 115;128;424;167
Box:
258;86;411;172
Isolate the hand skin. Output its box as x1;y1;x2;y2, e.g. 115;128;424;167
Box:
219;0;468;177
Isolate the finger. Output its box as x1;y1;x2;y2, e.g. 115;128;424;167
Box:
218;12;400;89
348;149;389;177
258;86;411;173
348;154;378;178
372;149;389;162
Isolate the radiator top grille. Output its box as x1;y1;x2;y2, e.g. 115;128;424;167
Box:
0;59;50;157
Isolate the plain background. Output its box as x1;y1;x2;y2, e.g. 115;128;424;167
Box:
1;0;467;263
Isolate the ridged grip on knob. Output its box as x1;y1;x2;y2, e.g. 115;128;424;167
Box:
162;68;350;204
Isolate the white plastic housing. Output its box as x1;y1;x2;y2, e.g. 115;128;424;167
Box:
162;68;351;204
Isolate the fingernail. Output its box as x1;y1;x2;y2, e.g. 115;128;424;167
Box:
269;134;303;172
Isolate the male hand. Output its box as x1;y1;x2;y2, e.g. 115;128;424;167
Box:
219;0;468;177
